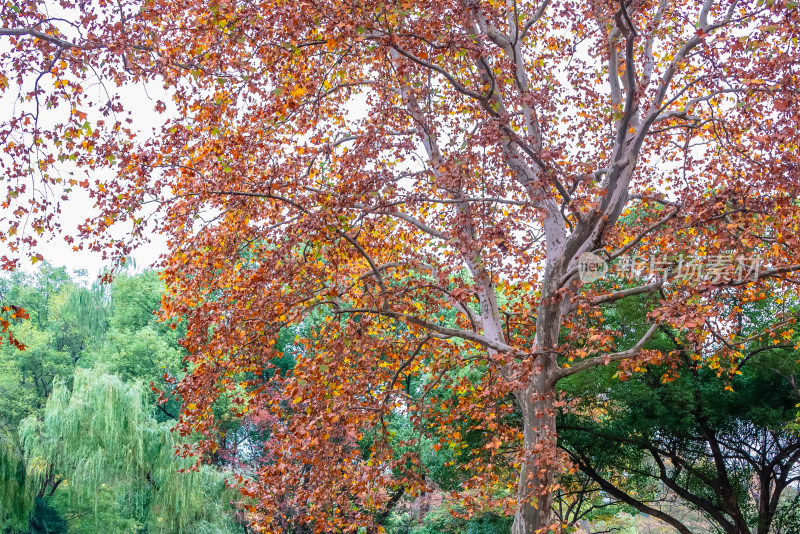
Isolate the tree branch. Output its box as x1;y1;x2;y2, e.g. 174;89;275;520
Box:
0;27;79;49
332;307;517;353
556;322;659;380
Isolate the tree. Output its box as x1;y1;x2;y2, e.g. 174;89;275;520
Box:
559;330;800;534
0;268;242;532
0;267;184;425
0;430;33;532
3;1;800;532
95;271;185;421
16;368;240;534
0;265;83;430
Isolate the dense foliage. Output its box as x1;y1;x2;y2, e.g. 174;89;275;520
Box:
0;267;240;534
1;268;799;534
560;340;800;533
2;0;800;532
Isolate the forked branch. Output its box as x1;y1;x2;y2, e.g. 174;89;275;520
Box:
555;322;659;380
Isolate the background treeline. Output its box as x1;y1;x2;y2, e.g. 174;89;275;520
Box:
2;265;800;533
0;265;241;534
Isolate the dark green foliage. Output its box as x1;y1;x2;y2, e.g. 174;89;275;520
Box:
558;296;800;533
0;431;33;532
387;507;512;534
28;498;67;534
465;513;512;534
772;490;800;534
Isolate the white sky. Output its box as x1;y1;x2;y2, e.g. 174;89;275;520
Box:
39;193;168;280
0;26;174;281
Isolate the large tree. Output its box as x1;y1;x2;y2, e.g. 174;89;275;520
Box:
3;0;800;532
558;295;800;534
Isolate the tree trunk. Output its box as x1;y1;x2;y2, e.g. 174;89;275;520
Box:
512;357;558;534
511;297;562;534
756;474;784;534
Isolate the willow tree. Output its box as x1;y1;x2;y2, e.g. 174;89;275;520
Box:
17;369;238;533
0;431;34;531
3;0;800;532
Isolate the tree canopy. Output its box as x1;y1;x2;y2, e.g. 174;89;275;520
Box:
560;326;800;534
19;368;239;534
2;1;800;533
